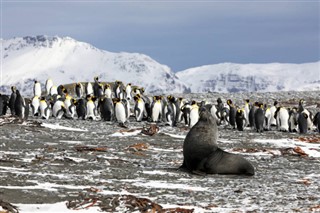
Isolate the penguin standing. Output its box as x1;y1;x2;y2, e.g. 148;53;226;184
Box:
93;76;100;97
31;96;40;116
86;82;94;96
249;102;259;129
151;96;162;122
181;102;192;126
122;98;131;120
113;98;127;124
125;83;132;100
64;94;75;118
243;99;250;126
269;101;278;126
33;81;42;97
189;101;199;127
50;85;58;96
0;94;9;116
164;96;177;126
52;99;66;119
75;98;87;120
254;103;265;133
39;97;51;119
98;97;114;121
57;85;67;97
226;99;236;129
264;107;271;130
45;79;53;96
134;95;145;122
75;82;84;98
235;109;246;131
9;86;17;115
104;84;113;98
275;107;289;132
85;96;97;120
288;107;298;132
14;90;29;119
298;112;308;134
114;81;124;99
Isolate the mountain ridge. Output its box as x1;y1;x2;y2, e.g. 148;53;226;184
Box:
1;35;319;95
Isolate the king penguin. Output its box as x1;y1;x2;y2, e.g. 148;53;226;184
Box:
33;80;42;97
189;100;199;127
113;98;127;124
85;95;97;120
39;97;51;119
313;112;320;133
104;84;113;98
75;98;87;120
134;95;145;122
226;99;236;129
125;83;132;101
45;78;53;96
31;96;40;116
236;108;246;131
254;103;265;133
75;82;84;99
297;112;308;134
151;96;162;122
98;96;114;121
52;98;66;119
9;86;17;115
14;90;29;119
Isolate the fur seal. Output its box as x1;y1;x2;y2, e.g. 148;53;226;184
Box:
181;109;255;176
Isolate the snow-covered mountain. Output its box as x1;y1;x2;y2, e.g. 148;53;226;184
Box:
0;35;190;96
176;62;320;93
1;35;319;96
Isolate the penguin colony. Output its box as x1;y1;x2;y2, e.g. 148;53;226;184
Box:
0;77;319;134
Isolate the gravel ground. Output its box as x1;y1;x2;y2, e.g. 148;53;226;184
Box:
0;91;319;212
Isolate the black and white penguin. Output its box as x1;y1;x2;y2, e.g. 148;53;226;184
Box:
39;97;51;119
254;103;265;133
75;82;84;98
50;85;58;96
93;76;100;97
98;97;114;121
31;96;40;116
189;101;200;127
288;107;298;132
64;94;76;119
45;78;53;96
113;98;127;124
164;95;177;126
133;95;145;122
0;94;9;116
298;112;308;134
249;102;259;129
243;99;250;126
235;108;246;131
125;83;132;100
86;82;94;96
264;107;272;131
313;112;320;133
33;80;42;97
275;107;289;132
9;86;17;115
114;81;124;99
52;99;66;119
151;96;162;122
226;99;236;129
122;98;131;120
75;98;87;120
269;101;278;126
85;95;97;120
57;85;67;97
104;84;112;98
14;90;29;120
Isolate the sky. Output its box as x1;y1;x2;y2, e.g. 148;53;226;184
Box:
1;0;319;72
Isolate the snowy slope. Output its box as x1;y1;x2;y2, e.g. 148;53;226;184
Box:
176;62;320;93
1;35;189;96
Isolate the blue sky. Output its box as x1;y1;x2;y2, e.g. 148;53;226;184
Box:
1;1;319;71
